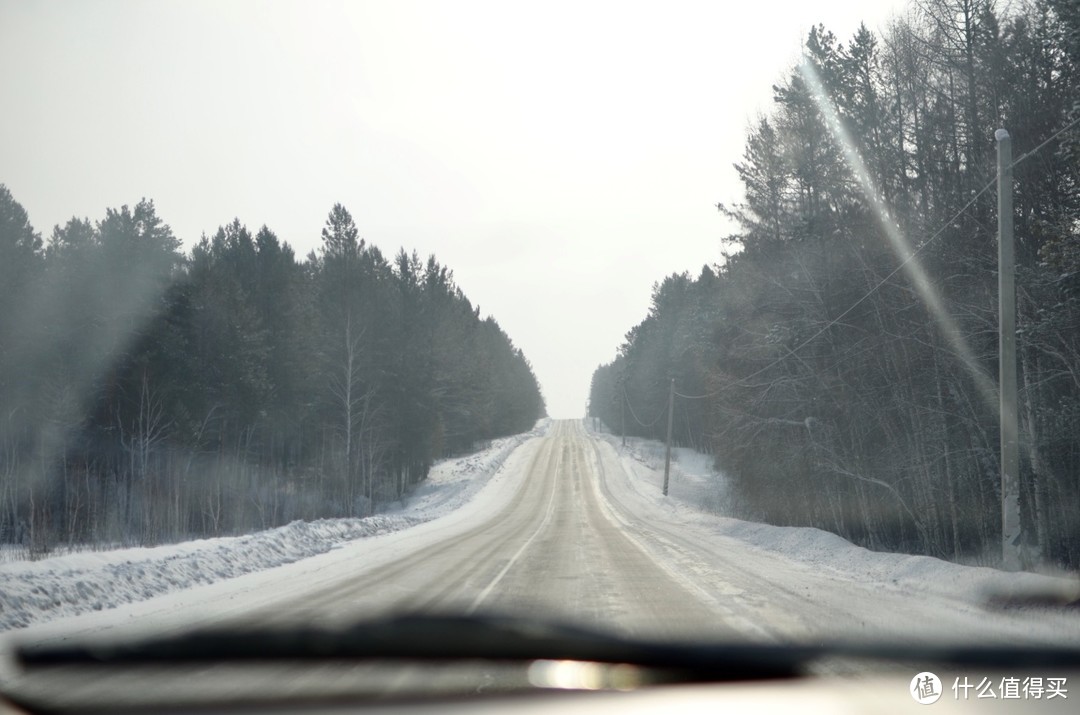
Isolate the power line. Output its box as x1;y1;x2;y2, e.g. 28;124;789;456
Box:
671;116;1080;402
676;177;994;399
1012;114;1080;168
622;388;667;428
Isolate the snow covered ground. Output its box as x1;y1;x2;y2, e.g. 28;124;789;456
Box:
587;422;1080;630
0;420;550;634
4;417;1078;650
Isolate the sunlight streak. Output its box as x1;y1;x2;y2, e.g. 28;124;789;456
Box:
798;59;1000;416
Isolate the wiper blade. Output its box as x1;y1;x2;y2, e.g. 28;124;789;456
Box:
15;613;1080;682
15;614;803;682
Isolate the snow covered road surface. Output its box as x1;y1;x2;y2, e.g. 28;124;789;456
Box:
589;428;1080;645
5;419;1080;649
194;420;730;640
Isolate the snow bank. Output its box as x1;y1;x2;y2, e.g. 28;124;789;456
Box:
587;422;1080;610
0;420;549;633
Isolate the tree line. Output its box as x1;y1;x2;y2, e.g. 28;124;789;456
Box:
590;0;1080;568
0;191;545;554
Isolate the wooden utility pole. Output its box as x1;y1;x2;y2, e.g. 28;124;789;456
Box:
997;128;1021;570
662;378;674;497
621;394;626;447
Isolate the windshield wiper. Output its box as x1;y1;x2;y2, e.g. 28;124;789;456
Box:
14;613;800;682
14;612;1080;683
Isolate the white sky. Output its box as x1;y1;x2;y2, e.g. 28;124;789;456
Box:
1;0;909;418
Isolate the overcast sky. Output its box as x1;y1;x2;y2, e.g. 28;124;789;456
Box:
1;0;909;418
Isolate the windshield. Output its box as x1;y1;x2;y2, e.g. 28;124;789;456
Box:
1;0;1079;682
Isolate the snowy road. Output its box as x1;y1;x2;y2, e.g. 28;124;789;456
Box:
7;419;1080;648
247;419;729;639
245;417;1080;646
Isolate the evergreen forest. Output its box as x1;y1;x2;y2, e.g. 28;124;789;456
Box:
0;194;545;553
589;0;1080;568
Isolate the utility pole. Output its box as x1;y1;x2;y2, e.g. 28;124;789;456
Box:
620;393;626;447
997;128;1021;570
662;378;674;497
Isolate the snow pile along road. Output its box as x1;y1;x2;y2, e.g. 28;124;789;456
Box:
0;420;549;633
587;422;1080;615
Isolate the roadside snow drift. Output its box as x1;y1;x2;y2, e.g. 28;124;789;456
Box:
589;423;1080;618
0;421;549;633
